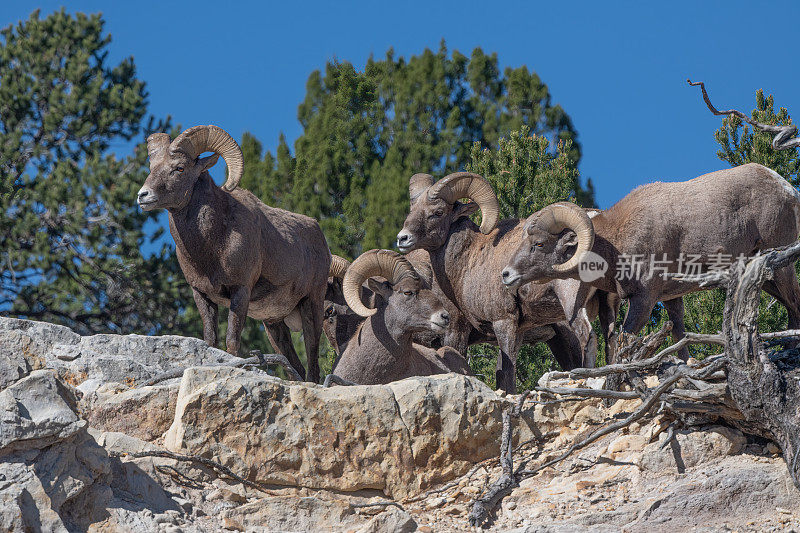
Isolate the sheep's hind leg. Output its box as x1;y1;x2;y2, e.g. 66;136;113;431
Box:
299;296;323;384
493;320;520;394
264;321;306;381
664;297;689;360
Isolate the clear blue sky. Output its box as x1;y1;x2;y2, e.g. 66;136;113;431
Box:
3;1;799;208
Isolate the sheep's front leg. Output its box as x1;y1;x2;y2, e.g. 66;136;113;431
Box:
225;285;251;355
192;287;219;348
493;319;520;394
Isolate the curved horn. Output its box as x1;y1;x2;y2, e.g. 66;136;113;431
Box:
528;202;595;273
342;249;419;317
409;173;434;204
170;125;244;191
429;172;499;234
329;255;350;279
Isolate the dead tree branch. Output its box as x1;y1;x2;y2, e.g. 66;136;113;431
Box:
109;449;273;495
722;244;800;489
688;79;800;151
467;405;516;526
516;358;727;480
545;331;723;382
139;350;302;387
467;331;728;528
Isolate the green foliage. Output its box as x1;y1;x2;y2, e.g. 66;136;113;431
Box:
0;10;194;335
0;10;146;198
465;127;582;389
467;125;582;219
244;43;592;259
714;89;800;185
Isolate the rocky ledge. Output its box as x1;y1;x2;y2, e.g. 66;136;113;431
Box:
1;316;798;532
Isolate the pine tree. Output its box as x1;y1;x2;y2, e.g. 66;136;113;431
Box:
244;43;593;260
0;10;195;336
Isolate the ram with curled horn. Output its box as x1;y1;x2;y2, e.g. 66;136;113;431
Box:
329;249;471;385
397;172;603;393
137;125;331;382
503;163;800;361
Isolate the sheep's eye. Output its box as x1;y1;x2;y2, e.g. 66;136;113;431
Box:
175;166;184;173
404;291;414;297
535;243;544;248
435;210;444;217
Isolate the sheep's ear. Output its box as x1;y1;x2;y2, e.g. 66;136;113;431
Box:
554;230;578;259
366;278;393;301
452;200;480;221
198;153;220;172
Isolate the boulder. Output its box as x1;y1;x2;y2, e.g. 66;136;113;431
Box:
639;426;747;472
356;506;418;533
165;367;506;499
0;370;112;532
0;317;242;387
83;382;179;442
0;370;84;453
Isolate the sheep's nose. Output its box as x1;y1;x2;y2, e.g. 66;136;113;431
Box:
440;311;450;325
397;233;410;246
137;189;151;201
502;267;521;286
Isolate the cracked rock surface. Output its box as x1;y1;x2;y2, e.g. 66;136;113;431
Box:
1;316;799;532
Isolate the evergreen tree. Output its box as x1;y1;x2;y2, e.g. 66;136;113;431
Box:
0;10;195;336
245;43;593;259
467;125;580;219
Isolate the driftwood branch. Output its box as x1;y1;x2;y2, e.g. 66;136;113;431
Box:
109;449;273;495
466;321;733;528
688;79;800;151
722;245;800;489
467;392;530;527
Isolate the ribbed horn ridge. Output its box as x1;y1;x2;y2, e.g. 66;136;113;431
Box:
329;255;350;279
409;173;435;204
170;125;244;191
342;249;419;317
429;172;500;234
527;202;595;273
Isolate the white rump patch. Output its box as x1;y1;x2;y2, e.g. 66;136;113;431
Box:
765;166;800;235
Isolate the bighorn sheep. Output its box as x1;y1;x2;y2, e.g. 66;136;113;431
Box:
323;251;577;364
330;249;471;385
137;125;330;382
396;172;598;392
502;163;800;360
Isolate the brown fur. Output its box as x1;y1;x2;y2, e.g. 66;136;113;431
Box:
331;272;471;385
138;146;330;382
507;163;800;360
398;192;597;393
